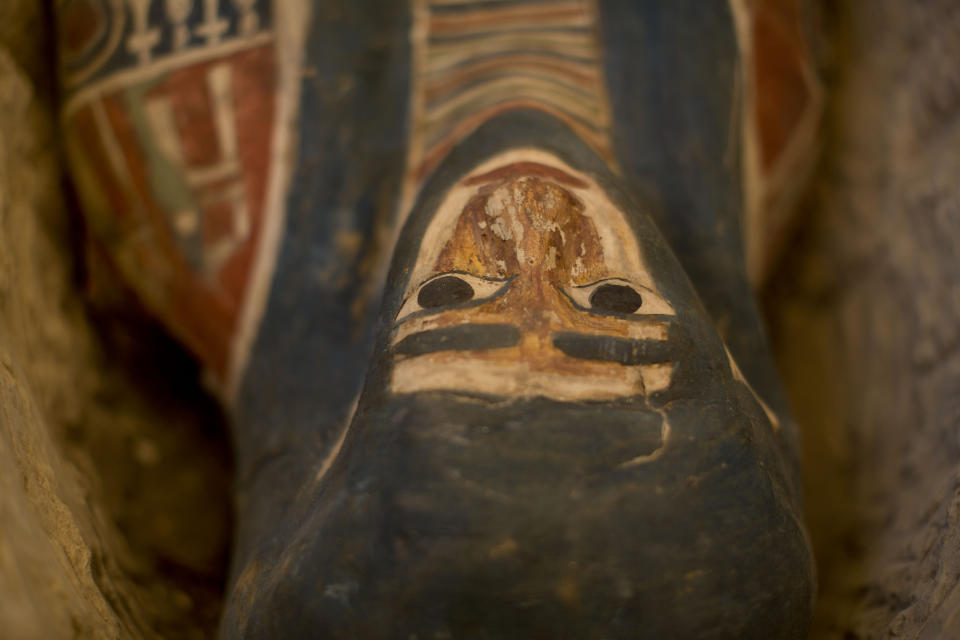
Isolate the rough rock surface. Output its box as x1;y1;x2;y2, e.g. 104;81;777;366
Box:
765;1;960;638
0;3;231;638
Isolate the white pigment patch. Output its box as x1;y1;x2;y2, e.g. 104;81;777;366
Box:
546;245;558;270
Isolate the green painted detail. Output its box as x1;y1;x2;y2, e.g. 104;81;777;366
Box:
123;77;205;271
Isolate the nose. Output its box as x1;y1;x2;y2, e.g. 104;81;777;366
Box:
491;269;576;353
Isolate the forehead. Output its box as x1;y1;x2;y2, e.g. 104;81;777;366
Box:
406;148;657;291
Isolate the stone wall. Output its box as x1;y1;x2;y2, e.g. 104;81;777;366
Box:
0;3;230;638
766;1;960;638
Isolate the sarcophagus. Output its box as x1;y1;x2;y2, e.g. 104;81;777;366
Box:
57;1;821;637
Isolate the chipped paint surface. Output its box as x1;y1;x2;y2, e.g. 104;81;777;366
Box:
58;0;310;393
391;150;676;400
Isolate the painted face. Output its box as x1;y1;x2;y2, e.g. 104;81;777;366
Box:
390;149;679;401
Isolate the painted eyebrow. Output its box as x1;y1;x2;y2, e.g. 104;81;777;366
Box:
412;271;513;291
551;332;673;366
569;277;638;289
394;324;522;357
461;161;589;188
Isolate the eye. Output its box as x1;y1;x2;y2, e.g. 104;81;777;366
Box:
397;272;512;321
589;283;643;314
418;275;474;308
564;278;674;317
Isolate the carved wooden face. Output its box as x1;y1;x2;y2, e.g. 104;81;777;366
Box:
391;150;678;401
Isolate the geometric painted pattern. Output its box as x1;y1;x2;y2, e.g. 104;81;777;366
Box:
59;0;278;382
730;0;823;284
401;0;615;216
